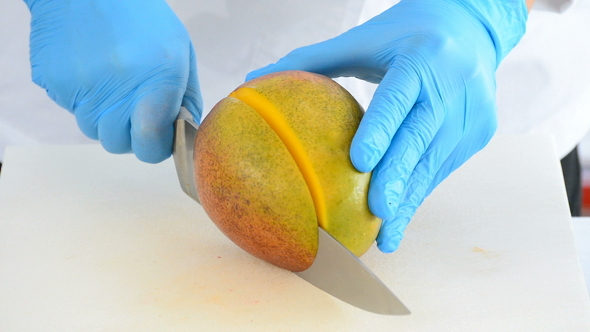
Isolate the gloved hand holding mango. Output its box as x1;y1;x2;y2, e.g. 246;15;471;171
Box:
247;0;527;253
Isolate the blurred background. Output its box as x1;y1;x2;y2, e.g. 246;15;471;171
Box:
2;0;590;215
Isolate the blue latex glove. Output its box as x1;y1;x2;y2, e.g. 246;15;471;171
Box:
25;0;202;163
247;0;527;252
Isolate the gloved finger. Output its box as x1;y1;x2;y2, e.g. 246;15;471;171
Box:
424;130;493;200
130;85;184;163
246;36;374;81
367;96;444;220
375;83;493;253
74;102;101;140
376;217;410;254
97;102;132;154
350;62;421;173
424;89;497;197
376;137;461;253
375;116;463;253
182;44;204;124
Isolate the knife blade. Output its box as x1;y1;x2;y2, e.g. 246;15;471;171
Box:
297;228;409;315
173;107;200;203
172;106;410;315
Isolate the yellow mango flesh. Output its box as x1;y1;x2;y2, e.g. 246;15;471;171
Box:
194;71;381;272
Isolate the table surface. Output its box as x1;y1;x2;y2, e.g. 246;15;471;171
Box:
573;217;590;292
1;136;590;331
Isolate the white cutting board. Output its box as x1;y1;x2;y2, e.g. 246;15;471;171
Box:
1;135;589;331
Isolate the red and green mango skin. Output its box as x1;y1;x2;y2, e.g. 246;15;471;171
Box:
194;71;381;272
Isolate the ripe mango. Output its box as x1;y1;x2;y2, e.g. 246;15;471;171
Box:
194;71;381;272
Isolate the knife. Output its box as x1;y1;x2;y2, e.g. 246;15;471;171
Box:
172;106;410;315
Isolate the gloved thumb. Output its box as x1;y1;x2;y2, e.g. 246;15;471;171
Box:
129;85;184;163
182;44;204;124
246;37;358;81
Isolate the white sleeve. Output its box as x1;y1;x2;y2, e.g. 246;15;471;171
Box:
533;0;575;12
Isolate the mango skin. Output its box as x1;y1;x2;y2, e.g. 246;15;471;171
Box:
194;96;318;271
194;71;382;272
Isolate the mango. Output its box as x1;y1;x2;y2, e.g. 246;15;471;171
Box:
194;70;381;272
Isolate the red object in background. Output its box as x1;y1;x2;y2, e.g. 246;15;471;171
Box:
584;186;590;208
582;176;590;215
582;168;590;215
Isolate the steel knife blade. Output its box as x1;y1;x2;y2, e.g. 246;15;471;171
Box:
172;106;410;315
297;228;409;315
173;107;200;203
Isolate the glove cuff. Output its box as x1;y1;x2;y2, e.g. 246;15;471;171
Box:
450;0;528;66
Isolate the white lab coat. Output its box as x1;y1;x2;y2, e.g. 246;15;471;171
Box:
0;0;588;162
496;0;590;159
